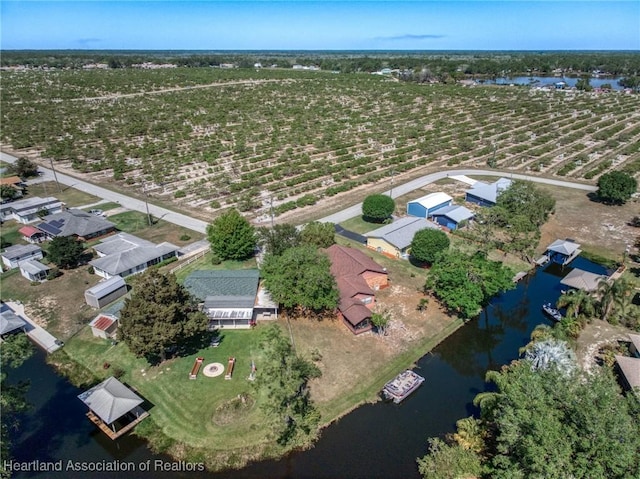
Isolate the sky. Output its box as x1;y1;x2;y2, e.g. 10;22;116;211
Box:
1;1;639;51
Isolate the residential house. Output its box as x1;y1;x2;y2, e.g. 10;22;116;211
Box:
1;244;43;270
366;216;439;259
0;176;25;200
629;333;640;358
89;314;119;340
0;196;64;224
36;209;116;241
19;259;50;282
407;192;453;218
18;225;46;243
615;355;640;395
465;178;512;207
0;302;27;336
183;269;277;329
89;233;179;279
326;244;388;334
85;276;128;308
430;204;475;230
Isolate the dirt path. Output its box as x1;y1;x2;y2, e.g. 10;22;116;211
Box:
575;319;631;374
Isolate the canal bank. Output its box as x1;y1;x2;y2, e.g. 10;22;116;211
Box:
8;257;608;479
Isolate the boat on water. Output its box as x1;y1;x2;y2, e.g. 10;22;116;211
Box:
382;370;425;404
542;303;563;322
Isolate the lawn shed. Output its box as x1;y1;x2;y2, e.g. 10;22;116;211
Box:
85;276;128;308
407;192;452;218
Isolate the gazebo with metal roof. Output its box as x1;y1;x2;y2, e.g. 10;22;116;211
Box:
78;376;149;439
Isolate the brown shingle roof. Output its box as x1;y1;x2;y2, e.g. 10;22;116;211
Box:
0;176;22;185
339;299;372;326
326;244;386;277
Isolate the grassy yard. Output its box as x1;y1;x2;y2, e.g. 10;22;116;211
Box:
338;215;380;235
26;182;100;206
107;210;204;247
55;323;282;468
0;221;25;247
172;253;257;283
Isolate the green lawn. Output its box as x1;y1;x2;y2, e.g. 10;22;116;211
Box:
107;211;203;247
26;182;100;206
57;323;279;466
0;221;25;248
339;215;381;234
172;252;258;283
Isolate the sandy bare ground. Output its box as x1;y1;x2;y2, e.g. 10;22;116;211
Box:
575;319;633;374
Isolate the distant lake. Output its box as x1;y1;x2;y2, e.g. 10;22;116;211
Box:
483;76;625;90
9;257;609;479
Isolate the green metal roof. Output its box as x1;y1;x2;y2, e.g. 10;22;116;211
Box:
183;269;260;302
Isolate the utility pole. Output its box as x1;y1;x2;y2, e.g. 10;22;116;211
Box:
143;184;152;226
270;195;274;229
49;158;62;193
389;169;395;198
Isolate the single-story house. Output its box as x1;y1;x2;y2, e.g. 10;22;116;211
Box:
465;178;512;207
0;196;65;224
90;233;179;279
430;204;475;230
78;376;149;439
628;333;640;358
85;276;128;308
36;208;116;241
326;244;388;334
183;269;277;329
0;176;25;200
19;259;50;282
89;314;119;339
366;216;439;259
407;192;453;218
560;268;607;292
545;239;581;266
18;225;47;243
0;302;27;336
1;244;43;270
615;355;640;394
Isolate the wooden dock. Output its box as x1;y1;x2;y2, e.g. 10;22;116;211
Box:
86;407;149;440
535;255;549;266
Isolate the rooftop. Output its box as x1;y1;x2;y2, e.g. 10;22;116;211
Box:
0;196;61;213
19;259;50;275
408;192;453;210
36;208;115;238
560;268;606;292
0;304;27;335
184;269;260;302
85;276;127;298
90;239;179;276
465;178;512;203
2;243;41;261
547;239;581;256
326;244;387;278
430;204;475;223
78;376;144;425
89;314;118;332
366;216;439;250
615;355;640;391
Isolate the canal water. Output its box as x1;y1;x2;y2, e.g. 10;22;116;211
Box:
8;256;608;479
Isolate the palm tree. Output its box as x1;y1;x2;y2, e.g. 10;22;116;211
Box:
523;338;576;376
597;277;632;322
556;289;596;319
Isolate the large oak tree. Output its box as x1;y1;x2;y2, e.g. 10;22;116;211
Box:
207;208;256;261
118;269;208;364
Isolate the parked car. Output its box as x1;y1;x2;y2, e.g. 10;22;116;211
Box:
88;209;105;216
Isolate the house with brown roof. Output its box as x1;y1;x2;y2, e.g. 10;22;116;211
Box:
326;244;388;334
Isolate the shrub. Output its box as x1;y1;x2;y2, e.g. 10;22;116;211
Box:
179;234;191;241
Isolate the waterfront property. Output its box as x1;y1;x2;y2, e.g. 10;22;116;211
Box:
36;208;116;241
629;333;640;358
0;196;64;224
559;268;606;292
89;314;119;340
614;355;640;395
0;302;27;336
183;269;277;329
326;244;388;334
544;239;582;266
1;243;43;270
365;216;439;259
84;276;128;308
406;192;453;218
465;178;512;207
78;376;149;440
90;232;180;279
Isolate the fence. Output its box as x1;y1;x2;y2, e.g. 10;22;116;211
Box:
170;248;209;274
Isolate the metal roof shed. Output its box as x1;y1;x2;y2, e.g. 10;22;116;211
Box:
84;276;128;308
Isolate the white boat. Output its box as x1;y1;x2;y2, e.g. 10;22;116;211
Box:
542;303;563;322
382;370;425;404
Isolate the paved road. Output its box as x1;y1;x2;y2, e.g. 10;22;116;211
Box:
1;151;209;234
2;151;596;231
318;169;597;224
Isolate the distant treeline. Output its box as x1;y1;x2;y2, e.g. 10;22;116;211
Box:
2;50;640;78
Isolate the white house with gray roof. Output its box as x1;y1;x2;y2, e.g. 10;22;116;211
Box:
90;233;179;279
35;208;115;241
1;244;43;269
465;178;512;206
19;259;50;282
184;269;277;329
366;216;439;259
0;196;64;224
